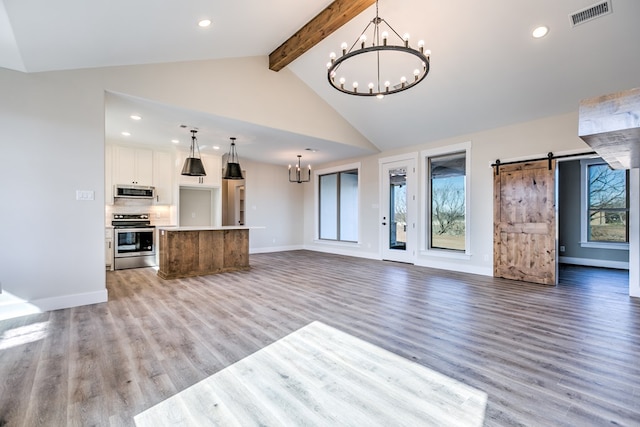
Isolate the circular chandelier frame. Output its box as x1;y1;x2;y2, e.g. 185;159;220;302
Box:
327;2;430;98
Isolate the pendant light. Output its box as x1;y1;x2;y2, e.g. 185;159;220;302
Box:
223;137;244;180
288;155;311;183
181;129;206;176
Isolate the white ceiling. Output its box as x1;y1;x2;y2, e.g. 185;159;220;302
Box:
2;0;639;164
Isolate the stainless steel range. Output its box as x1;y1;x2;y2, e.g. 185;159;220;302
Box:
112;213;156;270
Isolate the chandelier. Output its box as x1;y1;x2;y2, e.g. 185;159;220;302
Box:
326;0;430;98
289;155;311;183
181;129;206;176
223;137;244;180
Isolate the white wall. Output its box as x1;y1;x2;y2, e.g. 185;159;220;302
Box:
243;160;305;252
0;68;107;309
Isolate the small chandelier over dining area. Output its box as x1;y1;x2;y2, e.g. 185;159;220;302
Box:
326;0;430;99
223;137;244;180
181;129;206;176
289;155;311;183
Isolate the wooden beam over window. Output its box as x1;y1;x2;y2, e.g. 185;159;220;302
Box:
268;0;376;72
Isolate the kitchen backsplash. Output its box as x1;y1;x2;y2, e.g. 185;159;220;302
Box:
105;198;175;226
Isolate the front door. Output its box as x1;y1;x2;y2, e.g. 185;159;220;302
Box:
493;159;557;285
381;157;416;263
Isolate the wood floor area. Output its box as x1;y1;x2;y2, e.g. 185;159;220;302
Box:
0;251;638;426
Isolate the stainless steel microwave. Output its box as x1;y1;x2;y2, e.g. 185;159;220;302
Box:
114;184;155;199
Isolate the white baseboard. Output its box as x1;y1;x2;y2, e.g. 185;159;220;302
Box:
0;289;108;321
304;245;380;260
250;245;304;254
559;256;629;270
30;289;108;312
414;259;493;276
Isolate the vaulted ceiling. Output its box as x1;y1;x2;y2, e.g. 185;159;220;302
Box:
2;0;639;164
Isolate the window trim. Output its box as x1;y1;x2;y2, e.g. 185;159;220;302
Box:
579;158;629;250
420;142;472;257
314;162;361;243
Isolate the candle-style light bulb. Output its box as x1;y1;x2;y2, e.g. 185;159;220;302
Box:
360;34;367;49
400;76;407;88
368;82;374;94
352;81;359;93
341;42;348;55
382;31;389;46
418;40;425;53
413;69;420;81
403;33;410;47
384;81;390;93
329;52;336;62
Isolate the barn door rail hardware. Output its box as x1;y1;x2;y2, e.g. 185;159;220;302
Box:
492;151;596;175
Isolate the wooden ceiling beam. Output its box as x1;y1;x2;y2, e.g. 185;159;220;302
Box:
269;0;376;72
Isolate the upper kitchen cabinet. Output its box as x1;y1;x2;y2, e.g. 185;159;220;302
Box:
177;152;222;187
113;146;153;186
153;151;173;204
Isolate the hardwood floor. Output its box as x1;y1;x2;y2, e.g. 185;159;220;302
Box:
0;251;638;426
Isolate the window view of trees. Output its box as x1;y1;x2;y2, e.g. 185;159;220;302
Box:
429;152;466;251
587;163;629;243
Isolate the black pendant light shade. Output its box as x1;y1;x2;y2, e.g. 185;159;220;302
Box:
181;157;206;176
181;129;207;176
223;137;244;180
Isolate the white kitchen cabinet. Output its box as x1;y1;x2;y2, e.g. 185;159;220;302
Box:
113;146;153;186
178;152;221;187
105;228;114;270
153;151;173;204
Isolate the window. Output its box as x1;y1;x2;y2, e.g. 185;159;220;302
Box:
427;150;467;251
581;159;629;246
318;168;359;242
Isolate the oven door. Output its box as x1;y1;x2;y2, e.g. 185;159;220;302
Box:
114;228;155;258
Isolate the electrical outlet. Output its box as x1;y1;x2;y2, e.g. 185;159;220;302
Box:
560;245;566;253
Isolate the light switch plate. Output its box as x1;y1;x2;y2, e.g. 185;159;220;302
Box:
76;190;95;201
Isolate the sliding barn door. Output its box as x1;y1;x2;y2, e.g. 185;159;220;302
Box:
493;160;557;285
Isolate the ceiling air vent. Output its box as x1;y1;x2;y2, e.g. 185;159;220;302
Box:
569;1;612;27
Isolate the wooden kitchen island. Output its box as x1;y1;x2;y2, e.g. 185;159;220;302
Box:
157;226;250;279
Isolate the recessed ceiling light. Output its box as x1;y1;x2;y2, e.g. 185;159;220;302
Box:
213;146;220;150
198;19;212;28
121;131;131;136
532;26;549;38
130;114;142;120
171;139;179;144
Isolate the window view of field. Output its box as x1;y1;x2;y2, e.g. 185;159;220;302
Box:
588;164;628;243
430;153;466;251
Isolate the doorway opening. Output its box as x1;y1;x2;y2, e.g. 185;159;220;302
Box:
179;187;221;227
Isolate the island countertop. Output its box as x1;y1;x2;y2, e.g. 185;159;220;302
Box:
157;225;258;231
157;227;255;279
